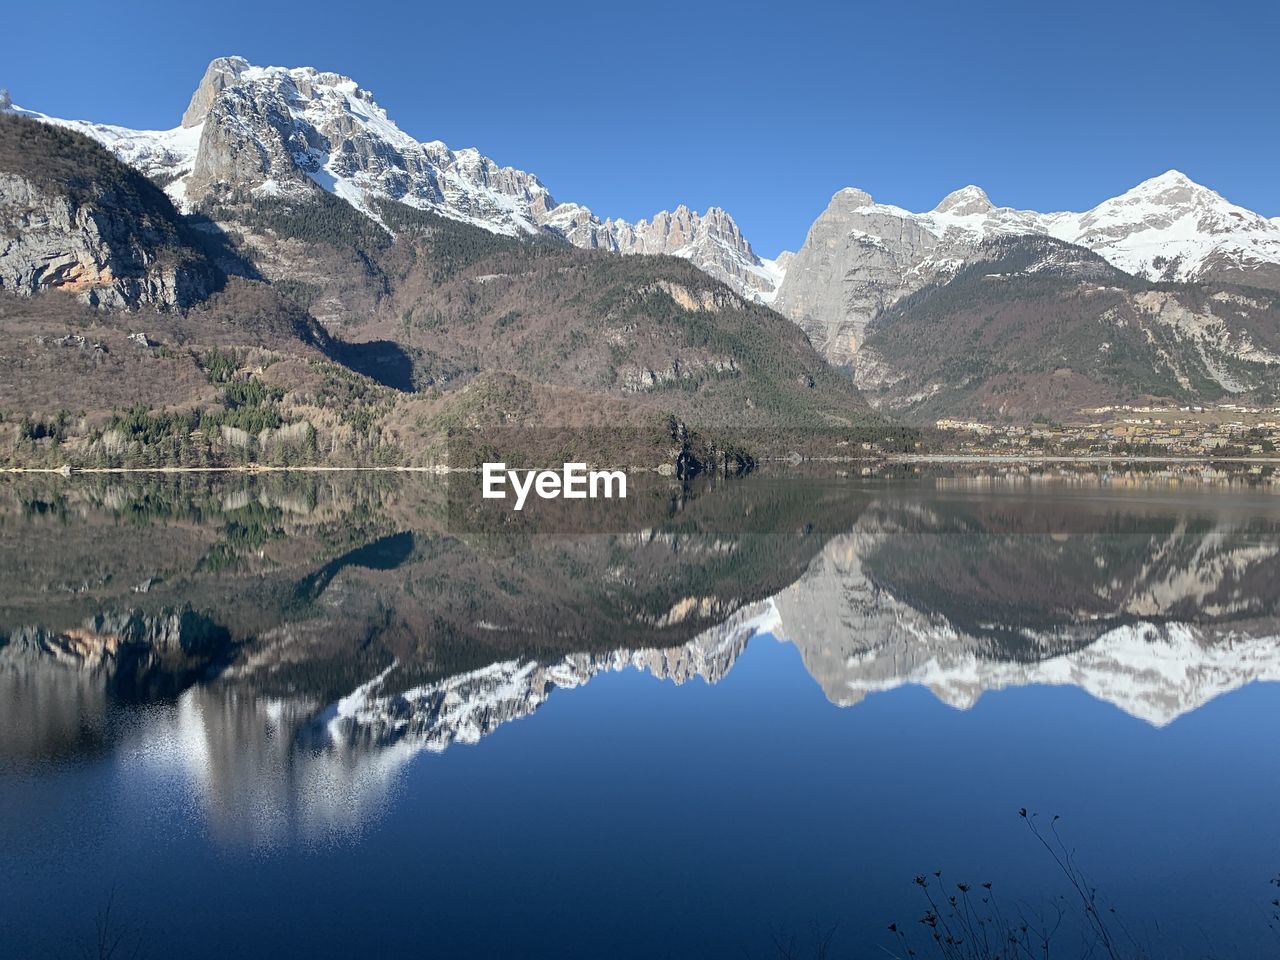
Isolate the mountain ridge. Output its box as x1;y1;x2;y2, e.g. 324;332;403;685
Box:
0;109;890;471
775;170;1280;364
14;55;1280;325
7;56;785;303
4;56;1279;430
852;234;1280;419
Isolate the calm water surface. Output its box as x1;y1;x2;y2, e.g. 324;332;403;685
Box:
1;471;1278;959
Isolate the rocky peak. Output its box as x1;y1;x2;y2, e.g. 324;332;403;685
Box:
181;55;250;128
1132;168;1197;193
1099;170;1227;217
774;164;1280;362
1055;169;1280;282
596;204;776;298
833;187;874;208
644;205;702;249
643;205;751;253
934;185;994;216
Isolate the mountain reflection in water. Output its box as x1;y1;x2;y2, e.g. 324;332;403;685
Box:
1;469;1278;844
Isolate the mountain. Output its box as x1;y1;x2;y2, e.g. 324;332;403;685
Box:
69;568;1277;839
852;235;1280;419
584;204;784;303
773;173;1280;365
7;57;783;303
11;60;1280;349
0;111;884;470
8;56;1278;432
1058;170;1280;288
322;602;771;757
0;471;863;776
0;111;220;308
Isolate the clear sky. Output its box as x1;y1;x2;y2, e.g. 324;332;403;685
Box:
4;0;1276;257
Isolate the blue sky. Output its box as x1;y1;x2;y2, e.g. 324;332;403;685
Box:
4;0;1276;257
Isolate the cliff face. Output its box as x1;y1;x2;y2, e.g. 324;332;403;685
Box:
0;113;219;308
0;172;215;308
771;188;954;364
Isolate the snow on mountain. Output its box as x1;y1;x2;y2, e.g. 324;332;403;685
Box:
4;104;202;204
24;516;1271;838
869;172;1280;281
5;57;781;302
1044;170;1280;285
219;517;1280;776
774;173;1280;363
10;58;1278;326
598;205;785;302
822;620;1280;727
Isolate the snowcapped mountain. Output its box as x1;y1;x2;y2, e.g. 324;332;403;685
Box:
8;58;1277;362
1049;170;1280;287
115;578;1276;839
5;57;782;302
114;602;780;840
238;508;1280;766
586;205;785;302
7;504;1278;839
774;174;1280;364
790;613;1280;728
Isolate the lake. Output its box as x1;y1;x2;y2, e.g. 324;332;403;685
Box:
1;468;1278;959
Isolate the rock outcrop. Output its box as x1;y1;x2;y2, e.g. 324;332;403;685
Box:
772;187;963;363
0;113;218;308
181;55;249;128
0;171;214;307
576;205;784;302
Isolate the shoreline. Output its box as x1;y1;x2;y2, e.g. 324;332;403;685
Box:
881;453;1280;465
1;464;452;476
2;453;1278;476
